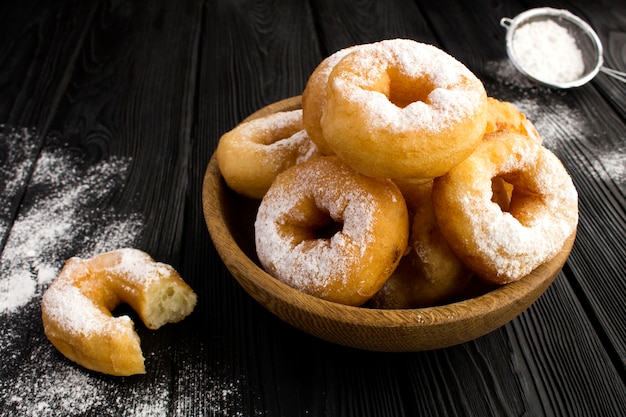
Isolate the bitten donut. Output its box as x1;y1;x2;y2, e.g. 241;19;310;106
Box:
254;156;409;306
370;181;472;308
41;248;197;376
216;109;321;199
320;38;489;181
432;131;578;284
302;45;363;155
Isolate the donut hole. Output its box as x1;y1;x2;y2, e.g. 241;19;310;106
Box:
306;206;344;240
493;172;545;227
111;302;140;321
387;69;434;108
314;218;344;240
491;176;514;212
280;205;343;244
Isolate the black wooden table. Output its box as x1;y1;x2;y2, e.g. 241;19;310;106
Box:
1;0;624;416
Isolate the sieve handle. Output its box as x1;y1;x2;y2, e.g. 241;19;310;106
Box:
500;17;513;29
600;67;626;83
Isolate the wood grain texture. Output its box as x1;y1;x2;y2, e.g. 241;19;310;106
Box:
0;0;97;251
0;0;624;416
1;1;203;415
49;0;203;261
309;0;438;53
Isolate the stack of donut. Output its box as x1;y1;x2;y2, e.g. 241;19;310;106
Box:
216;39;578;308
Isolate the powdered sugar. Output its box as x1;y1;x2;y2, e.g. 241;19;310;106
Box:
2;343;106;416
43;272;132;337
511;19;585;85
110;248;172;285
0;132;144;314
0;126;41;241
237;110;320;164
0;340;174;416
251;110;302;141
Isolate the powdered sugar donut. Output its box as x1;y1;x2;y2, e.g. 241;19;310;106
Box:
216;109;321;199
41;248;197;376
302;45;363;155
432;131;578;284
254;156;409;306
320;38;489;181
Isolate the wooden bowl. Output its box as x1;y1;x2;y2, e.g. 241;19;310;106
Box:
202;96;576;351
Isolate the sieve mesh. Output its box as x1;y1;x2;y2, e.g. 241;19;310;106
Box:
501;8;624;88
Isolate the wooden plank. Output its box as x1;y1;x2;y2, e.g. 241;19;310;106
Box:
0;1;203;415
46;0;202;262
309;0;438;54
0;0;623;415
177;0;323;415
0;0;97;250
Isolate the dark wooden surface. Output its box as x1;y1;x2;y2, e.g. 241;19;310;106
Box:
0;0;624;415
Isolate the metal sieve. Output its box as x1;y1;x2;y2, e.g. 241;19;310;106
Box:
501;7;626;88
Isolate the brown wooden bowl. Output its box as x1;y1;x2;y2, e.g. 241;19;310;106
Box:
202;96;576;351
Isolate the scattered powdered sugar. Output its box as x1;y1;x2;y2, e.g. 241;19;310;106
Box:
0;128;253;416
0;340;175;416
485;59;543;91
514;97;626;184
0;126;41;240
1;342;106;416
512;97;584;149
0;135;144;314
592;148;626;183
511;19;585;85
174;351;260;417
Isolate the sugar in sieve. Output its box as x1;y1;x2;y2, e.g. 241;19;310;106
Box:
501;7;626;88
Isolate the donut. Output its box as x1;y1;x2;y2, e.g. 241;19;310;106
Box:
216;109;321;199
370;181;472;308
254;156;409;306
320;38;489;181
41;248;197;376
485;97;540;142
432;131;578;284
302;45;363;155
